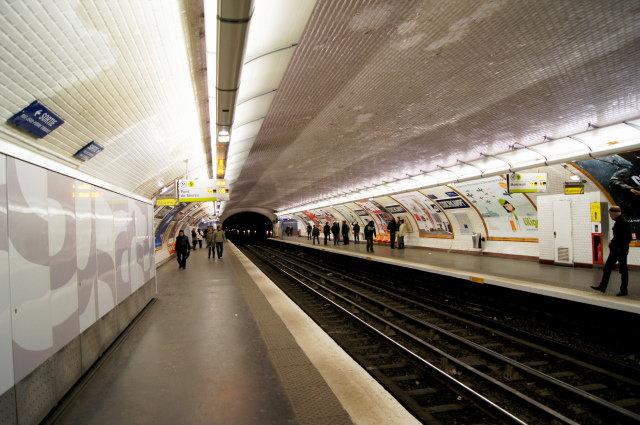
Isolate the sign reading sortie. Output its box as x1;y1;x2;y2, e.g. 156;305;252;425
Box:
7;100;64;138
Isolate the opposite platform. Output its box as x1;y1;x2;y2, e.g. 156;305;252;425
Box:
274;236;640;315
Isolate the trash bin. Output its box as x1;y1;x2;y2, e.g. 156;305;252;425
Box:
472;233;481;249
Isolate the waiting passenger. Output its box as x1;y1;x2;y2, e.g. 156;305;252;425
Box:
306;223;312;240
398;219;407;249
197;229;203;249
191;229;198;250
364;220;376;253
213;225;226;259
352;222;360;244
331;221;340;245
387;218;397;249
175;230;191;269
341;220;350;245
592;206;632;296
312;224;321;245
323;222;331;245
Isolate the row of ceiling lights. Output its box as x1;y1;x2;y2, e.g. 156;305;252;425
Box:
277;119;640;215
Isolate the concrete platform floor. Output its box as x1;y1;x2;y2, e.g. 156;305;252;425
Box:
276;236;640;313
51;247;303;425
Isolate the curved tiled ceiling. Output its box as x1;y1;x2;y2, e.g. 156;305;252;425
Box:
226;0;640;214
0;0;208;199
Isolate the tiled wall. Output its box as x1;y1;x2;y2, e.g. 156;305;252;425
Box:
0;153;155;412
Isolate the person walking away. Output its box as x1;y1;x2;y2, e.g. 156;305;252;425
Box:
592;206;632;296
364;220;376;253
352;222;360;244
175;230;191;269
331;221;340;245
312;225;321;245
323;222;331;245
398;219;407;249
306;223;312;240
387;218;397;249
341;220;350;245
205;226;215;259
191;229;198;250
213;225;226;259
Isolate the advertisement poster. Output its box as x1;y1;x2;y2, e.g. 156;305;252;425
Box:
333;204;369;228
355;200;394;241
311;208;340;223
453;176;538;240
575;150;640;241
392;192;453;237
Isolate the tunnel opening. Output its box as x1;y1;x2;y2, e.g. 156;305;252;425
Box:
223;211;273;243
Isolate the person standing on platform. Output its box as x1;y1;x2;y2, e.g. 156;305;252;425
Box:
323;222;331;245
213;225;226;259
398;219;407;249
191;229;198;251
387;218;397;249
312;224;320;245
364;220;376;253
592;206;632;296
197;229;203;249
175;230;191;269
352;222;360;244
341;220;350;245
205;226;215;259
331;221;340;245
306;223;312;240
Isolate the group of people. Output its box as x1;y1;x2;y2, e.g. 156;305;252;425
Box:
284;226;296;236
174;225;226;269
304;217;408;251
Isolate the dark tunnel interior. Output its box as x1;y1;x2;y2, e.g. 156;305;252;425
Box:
223;212;273;242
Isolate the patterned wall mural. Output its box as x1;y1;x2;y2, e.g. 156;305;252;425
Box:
0;154;155;393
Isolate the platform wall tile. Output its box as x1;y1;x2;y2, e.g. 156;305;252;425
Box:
79;321;102;374
53;337;82;400
15;356;56;425
0;387;17;425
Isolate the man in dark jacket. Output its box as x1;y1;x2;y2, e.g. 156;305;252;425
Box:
312;225;320;245
387;218;397;249
341;220;350;245
331;222;340;245
306;223;312;240
352;222;360;244
323;222;331;245
592;206;632;296
364;220;376;253
175;230;191;269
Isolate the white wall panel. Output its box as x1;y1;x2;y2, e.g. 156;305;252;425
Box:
48;171;79;351
95;188;116;318
0;154;14;394
7;158;53;382
129;199;143;292
76;182;97;332
113;193;132;303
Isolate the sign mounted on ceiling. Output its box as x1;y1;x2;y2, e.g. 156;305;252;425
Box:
564;181;585;195
7;100;64;138
73;141;104;162
507;172;547;193
155;198;178;207
177;179;230;202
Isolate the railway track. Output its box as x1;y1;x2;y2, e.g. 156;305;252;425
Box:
242;243;640;424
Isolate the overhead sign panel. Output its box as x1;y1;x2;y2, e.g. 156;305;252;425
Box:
507;172;547;193
7;100;64;138
73;141;104;162
156;198;178;207
177;179;230;202
435;197;470;210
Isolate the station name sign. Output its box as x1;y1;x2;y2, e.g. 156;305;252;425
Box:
177;179;230;203
73;141;104;162
7;100;64;138
435;197;470;210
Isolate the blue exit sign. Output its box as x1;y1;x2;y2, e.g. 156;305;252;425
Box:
7;100;64;138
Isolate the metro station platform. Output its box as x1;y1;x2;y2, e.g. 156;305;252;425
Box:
274;236;640;315
48;243;418;425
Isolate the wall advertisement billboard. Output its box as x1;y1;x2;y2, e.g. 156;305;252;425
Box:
354;200;394;241
453;176;538;240
574;150;640;243
391;192;453;237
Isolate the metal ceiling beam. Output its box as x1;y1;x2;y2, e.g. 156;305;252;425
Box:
216;0;253;179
